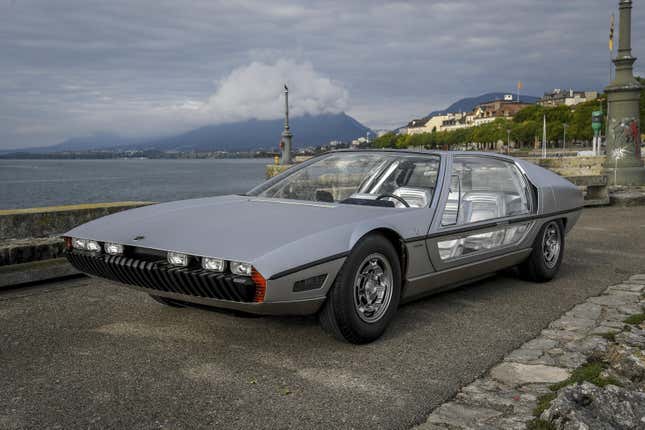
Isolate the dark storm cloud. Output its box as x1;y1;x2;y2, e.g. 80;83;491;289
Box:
0;0;643;148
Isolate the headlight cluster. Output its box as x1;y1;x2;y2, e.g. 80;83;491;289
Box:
68;237;124;255
165;251;252;276
66;237;255;278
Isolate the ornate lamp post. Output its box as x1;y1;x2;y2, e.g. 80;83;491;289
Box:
280;84;293;165
604;0;644;184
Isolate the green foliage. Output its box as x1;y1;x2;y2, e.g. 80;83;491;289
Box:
568;98;604;142
533;392;556;417
624;313;645;325
372;132;399;148
549;360;621;392
526;419;556;430
599;332;617;342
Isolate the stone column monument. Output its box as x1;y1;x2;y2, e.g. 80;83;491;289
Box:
280;84;293;165
604;0;644;184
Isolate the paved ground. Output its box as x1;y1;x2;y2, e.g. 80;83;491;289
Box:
1;206;644;430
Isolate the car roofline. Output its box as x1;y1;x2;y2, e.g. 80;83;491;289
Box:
327;148;518;161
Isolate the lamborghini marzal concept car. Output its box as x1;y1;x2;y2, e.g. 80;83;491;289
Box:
64;150;582;343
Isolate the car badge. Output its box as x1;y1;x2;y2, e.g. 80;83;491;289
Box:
133;235;145;241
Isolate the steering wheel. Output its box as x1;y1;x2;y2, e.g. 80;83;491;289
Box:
375;194;410;208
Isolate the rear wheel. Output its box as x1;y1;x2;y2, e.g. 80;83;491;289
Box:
318;234;401;344
520;220;564;282
149;294;185;307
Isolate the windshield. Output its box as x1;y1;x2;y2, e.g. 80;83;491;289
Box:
249;152;440;208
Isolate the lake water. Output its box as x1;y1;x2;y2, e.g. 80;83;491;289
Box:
0;159;270;209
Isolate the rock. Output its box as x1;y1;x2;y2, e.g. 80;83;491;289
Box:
616;329;645;349
551;351;587;369
523;337;559;350
504;347;544;364
490;363;570;386
457;378;540;415
549;316;597;333
541;382;645;430
607;283;645;293
541;329;586;342
607;345;645;384
629;274;645;282
590;326;621;335
565;336;609;356
565;302;603;321
420;402;502;429
589;294;640;307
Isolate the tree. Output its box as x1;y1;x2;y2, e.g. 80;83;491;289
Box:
372;132;399;148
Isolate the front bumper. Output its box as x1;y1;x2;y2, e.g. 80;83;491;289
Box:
65;250;325;315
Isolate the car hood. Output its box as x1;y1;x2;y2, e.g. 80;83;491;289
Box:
65;195;399;267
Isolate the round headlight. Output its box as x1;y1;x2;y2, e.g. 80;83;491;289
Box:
202;257;225;272
230;261;252;276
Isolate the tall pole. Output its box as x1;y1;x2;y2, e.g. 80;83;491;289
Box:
542;114;546;158
609;13;615;82
280;84;293;165
563;123;568;154
506;129;511;155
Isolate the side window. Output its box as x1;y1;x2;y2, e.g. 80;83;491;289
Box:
441;157;530;226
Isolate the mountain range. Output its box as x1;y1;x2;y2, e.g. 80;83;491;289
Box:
4;113;371;155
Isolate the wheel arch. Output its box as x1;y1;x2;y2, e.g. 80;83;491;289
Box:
351;227;408;284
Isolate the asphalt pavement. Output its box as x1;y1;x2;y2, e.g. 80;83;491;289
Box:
1;206;644;429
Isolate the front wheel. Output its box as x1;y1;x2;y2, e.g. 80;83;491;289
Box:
318;234;402;344
519;220;564;282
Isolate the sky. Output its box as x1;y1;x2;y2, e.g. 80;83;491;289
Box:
1;0;644;149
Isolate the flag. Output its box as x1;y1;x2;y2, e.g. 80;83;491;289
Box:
517;81;523;90
609;13;615;52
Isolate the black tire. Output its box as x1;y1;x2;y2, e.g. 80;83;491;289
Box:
149;294;185;307
520;220;565;282
318;234;402;344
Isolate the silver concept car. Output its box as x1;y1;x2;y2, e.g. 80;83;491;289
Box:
64;150;582;343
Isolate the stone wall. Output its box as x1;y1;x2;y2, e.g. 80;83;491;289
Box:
266;164;296;179
0;201;153;241
524;156;605;176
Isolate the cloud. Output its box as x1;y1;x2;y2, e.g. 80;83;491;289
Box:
193;59;349;123
1;0;644;148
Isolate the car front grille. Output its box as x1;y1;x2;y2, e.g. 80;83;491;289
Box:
66;251;257;302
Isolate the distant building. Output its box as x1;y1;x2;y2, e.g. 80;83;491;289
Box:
405;119;429;135
405;112;472;135
538;89;598;107
471;100;532;125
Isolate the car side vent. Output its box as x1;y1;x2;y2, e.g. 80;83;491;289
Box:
293;274;327;292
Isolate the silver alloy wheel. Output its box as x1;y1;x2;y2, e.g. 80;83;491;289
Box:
353;253;394;323
542;221;561;269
